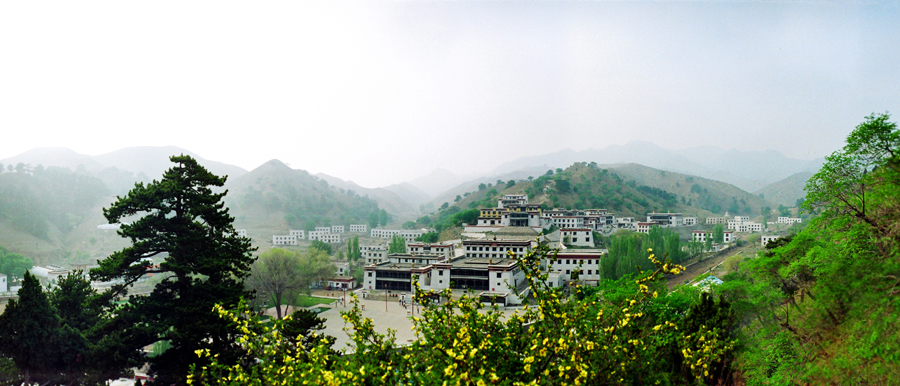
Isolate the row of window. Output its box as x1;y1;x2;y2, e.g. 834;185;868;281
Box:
556;259;598;265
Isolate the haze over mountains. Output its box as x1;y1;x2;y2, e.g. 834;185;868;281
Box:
1;141;818;211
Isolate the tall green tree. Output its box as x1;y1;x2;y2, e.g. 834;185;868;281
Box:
89;155;255;384
712;224;725;244
379;209;389;227
388;235;407;254
0;272;60;386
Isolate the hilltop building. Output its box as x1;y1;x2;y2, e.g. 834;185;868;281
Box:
349;224;367;233
273;235;298;246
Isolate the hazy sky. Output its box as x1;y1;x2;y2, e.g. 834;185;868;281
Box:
1;1;898;187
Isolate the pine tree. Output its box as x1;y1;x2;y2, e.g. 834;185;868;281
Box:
0;272;59;385
90;155;255;384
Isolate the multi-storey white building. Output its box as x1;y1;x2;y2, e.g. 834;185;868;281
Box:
551;250;603;285
647;213;683;227
0;273;7;293
309;232;341;243
332;225;345;233
370;228;426;242
307;230;328;240
777;217;802;225
406;242;455;258
560;228;594;247
636;222;656;234
550;216;585;229
236;229;248;238
273;235;298;246
736;222;763;233
315;227;331;233
735;216;750;223
705;216;729;224
289;229;305;239
692;230;735;243
761;235;781;247
497;194;528;209
350;224;367;233
683;217;697;226
360;244;388;265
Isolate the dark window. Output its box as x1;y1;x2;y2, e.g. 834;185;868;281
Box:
439;271;444;276
496;272;501;278
367;272;372;277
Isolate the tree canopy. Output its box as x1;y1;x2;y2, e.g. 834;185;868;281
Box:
89;155;255;384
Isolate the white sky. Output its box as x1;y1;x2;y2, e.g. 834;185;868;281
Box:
1;1;898;187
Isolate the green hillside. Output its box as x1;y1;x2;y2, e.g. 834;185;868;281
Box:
753;171;812;208
611;163;774;217
225;160;386;244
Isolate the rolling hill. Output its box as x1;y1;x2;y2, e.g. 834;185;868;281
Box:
753;172;813;208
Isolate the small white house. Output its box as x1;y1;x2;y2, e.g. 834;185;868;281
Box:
761;235;781;247
0;273;7;293
273;235;298;246
289;229;305;239
331;225;345;234
350;224;367;233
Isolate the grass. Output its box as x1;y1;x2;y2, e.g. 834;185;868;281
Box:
292;295;337;308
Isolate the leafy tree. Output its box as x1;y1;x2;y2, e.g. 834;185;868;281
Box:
89;155;255;384
712;223;725;244
506;180;516;188
0;272;60;385
761;206;772;228
379;209;389;227
309;239;332;255
416;232;440;243
454;195;461;202
388;235;406;254
245;249;306;319
0;247;33;282
440;202;449;210
555;179;571;193
368;212;379;229
347;236;360;262
478;183;487;191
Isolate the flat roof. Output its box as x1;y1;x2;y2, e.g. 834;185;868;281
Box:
451;257;517;269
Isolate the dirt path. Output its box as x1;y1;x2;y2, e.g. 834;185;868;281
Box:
666;244;757;289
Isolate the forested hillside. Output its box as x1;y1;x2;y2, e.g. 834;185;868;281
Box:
612;163;774;216
225;160;387;240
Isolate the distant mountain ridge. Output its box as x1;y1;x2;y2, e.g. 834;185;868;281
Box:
753;172;813;208
483;141;823;193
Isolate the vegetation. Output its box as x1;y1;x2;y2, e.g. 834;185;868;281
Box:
245;248;335;319
0;246;33;283
89;155;256;384
602;227;688;281
388;235;407;254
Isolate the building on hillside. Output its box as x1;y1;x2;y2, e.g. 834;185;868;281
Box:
735;216;750;223
406;242;455;258
29;266;69;286
551;250;603;285
236;229;247;238
683;217;697;226
705;216;729;224
332;225;345;233
692;230;709;243
0;273;7;293
497;194;528;209
309;233;341;243
636;222;656;234
761;235;781;247
647;213;683;227
692;230;734;243
549;216;585;229
315;227;331;233
560;228;594;247
776;217;802;225
307;230;328;240
273;235;298;246
361;244;388;265
370;228;426;242
289;229;305;239
616;217;635;229
735;222;763;233
463;239;535;260
349;224;367;233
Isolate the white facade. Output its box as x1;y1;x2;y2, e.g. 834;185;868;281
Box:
370;228;425;242
335;262;350;276
551;252;603;284
692;231;709;243
723;231;734;243
636;222;655;234
289;229;305;239
777;217;802;225
315;227;331;233
406;242;455;258
736;222;763;233
361;244;388;265
0;273;7;293
497;194;528;209
551;216;585;229
332;225;345;233
308;230;328;240
705;217;729;224
561;228;594;247
647;213;683;227
735;216;750;223
273;235;298;246
309;232;341;243
683;217;697;226
350;224;367;233
761;235;780;246
236;229;247;238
